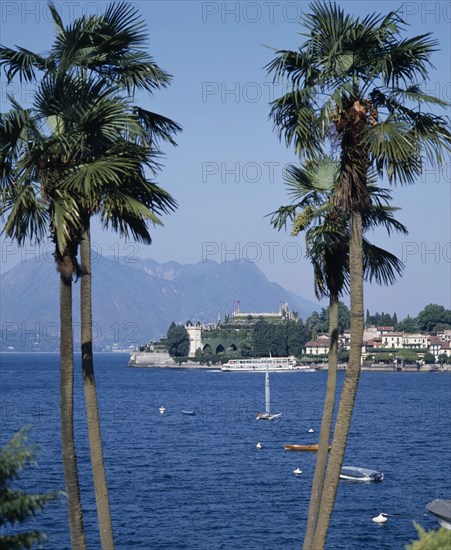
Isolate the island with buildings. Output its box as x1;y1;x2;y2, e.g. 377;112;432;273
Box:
129;302;451;371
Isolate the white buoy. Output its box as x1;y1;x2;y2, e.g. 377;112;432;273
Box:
256;442;262;449
293;467;303;476
308;428;314;433
159;406;166;414
372;513;388;524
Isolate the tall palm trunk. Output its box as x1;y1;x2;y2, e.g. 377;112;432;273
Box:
303;292;339;550
59;263;87;550
80;216;115;550
312;212;364;549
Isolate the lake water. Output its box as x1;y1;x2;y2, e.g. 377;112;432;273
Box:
1;353;450;549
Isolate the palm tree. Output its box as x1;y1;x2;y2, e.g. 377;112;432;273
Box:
1;4;181;548
0;105;87;548
270;156;407;548
51;11;180;548
267;4;450;546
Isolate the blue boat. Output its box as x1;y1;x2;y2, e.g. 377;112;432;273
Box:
182;410;196;416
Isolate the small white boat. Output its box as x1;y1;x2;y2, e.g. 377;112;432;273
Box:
159;406;166;414
293;467;303;476
256;442;262;449
340;466;384;482
372;513;388;524
426;499;451;529
307;428;314;433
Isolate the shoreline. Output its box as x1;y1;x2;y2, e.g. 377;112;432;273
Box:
128;362;450;373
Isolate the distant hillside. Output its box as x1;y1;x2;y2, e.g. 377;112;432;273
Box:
0;255;319;351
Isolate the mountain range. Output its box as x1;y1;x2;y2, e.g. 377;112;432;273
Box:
0;254;319;351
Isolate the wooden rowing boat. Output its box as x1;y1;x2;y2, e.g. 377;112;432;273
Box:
284;444;331;452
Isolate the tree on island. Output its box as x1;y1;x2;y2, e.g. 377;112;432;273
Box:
423;352;436;364
417;304;451;333
397;314;418;332
239;341;253;357
365;311;398;327
250;319;308;357
166;323;190;357
267;3;450;548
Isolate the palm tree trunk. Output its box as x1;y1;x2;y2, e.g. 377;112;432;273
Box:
60;269;87;550
312;211;364;549
79;216;115;550
302;292;339;550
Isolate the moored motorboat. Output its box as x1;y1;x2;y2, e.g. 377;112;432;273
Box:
182;410;196;416
340;466;384;482
425;499;451;529
284;444;331;452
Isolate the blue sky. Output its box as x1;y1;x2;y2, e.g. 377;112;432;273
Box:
1;1;450;318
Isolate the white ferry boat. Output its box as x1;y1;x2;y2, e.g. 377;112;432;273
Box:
221;356;315;372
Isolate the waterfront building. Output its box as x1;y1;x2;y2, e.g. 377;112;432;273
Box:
185;321;203;357
402;333;428;349
429;336;451;359
305;339;331;355
381;332;404;348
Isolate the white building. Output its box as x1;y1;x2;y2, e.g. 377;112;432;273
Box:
429;337;451;359
381;332;403;348
437;329;451;342
231;301;298;321
305;340;331;355
402;333;428;349
185;322;203;357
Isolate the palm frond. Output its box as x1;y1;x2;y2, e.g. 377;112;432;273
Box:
367;119;423;183
265;49;320;88
363;205;408;235
267;204;299;231
135;107;182;146
0;182;49;244
269;90;323;159
379;33;439;87
363;240;405;285
48;2;65;34
59;156;140;196
51;195;80;254
390;85;449;107
101;209;152;244
0;46;50;82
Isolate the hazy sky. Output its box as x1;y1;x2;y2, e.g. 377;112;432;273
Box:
1;1;450;318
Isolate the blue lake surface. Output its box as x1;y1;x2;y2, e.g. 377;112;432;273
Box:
1;352;450;549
